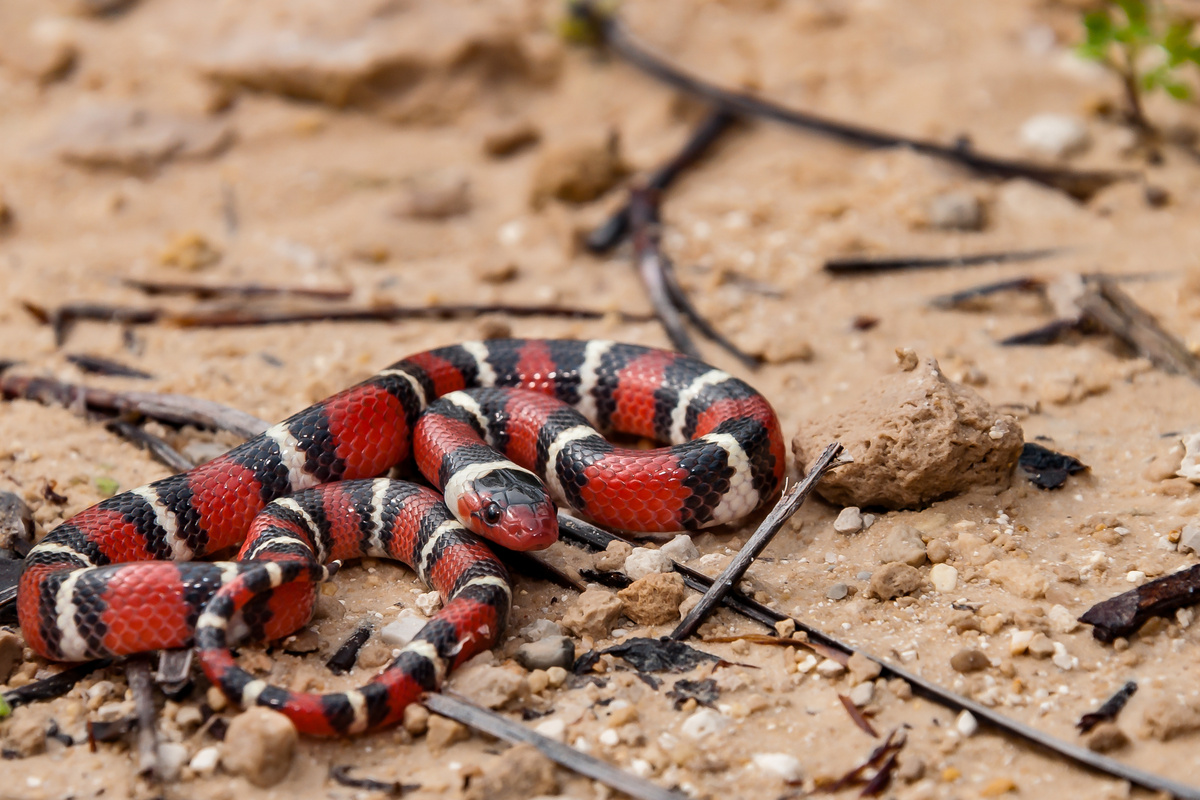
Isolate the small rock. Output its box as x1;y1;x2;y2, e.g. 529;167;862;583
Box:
158;231;222;271
530;130;626;207
980;777;1017;796
427;714;470;754
1085;722;1129;753
313;594;346;621
1048;604;1079;634
463;743;558;800
483;118;540;157
816;658;846;678
403;703;429;736
1051;642;1076;671
825;583;849;601
451;664;528;710
847;652;882;684
1179;523;1200;555
680;708;729;739
926;191;985;231
189;746;221;776
930;563;958;593
514;636;576;671
0;630;23;683
868;563;923;600
624;547;671;580
0;491;34;555
956;710;978;737
1010;629;1034;655
415;591;442;616
534;718;565;742
381;611;429;647
926;538;951;564
560;588;623;637
396;169;471;220
877;524;927;567
833;507;864;534
848;681;875;707
222;707;298;788
1019;113;1091;159
156;742;189;782
1;708;47;756
594;540;633;571
519;619;562;640
984;559;1049;599
950;649;989;673
618;572;686;625
1027;633;1055;659
659;534;700;563
1179;432;1200;483
49;105;233;174
281;628;321;654
752;753;803;783
1142;695;1200;741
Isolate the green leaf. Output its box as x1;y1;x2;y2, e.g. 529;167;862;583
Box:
1165;80;1191;99
94;476;120;498
0;694;10;719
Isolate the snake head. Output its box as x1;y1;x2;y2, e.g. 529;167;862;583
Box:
455;467;558;551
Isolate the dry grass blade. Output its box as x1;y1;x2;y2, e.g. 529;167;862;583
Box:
838;694;879;738
826;248;1063;275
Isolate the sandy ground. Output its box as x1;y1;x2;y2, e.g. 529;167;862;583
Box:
2;0;1200;798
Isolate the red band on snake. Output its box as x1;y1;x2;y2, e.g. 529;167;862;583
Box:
18;339;785;735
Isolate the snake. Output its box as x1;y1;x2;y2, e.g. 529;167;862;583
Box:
17;339;785;735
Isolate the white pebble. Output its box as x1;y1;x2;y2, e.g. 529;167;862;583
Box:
1178;608;1195;629
415;591;442;616
1019;113;1091;159
833;507;864;534
816;658;846;678
660;534;700;563
752;753;804;783
1178;432;1200;483
534;718;565;742
624;547;671;580
1048;604;1079;634
795;654;818;674
189;746;221;776
681;708;729;740
630;759;653;778
849;681;875;707
1052;642;1076;671
1010;629;1034;656
381;611;428;647
156;742;189;782
520;619;563;640
1126;570;1146;584
598;728;620;746
956;710;978;737
1178;523;1200;555
930;563;958;593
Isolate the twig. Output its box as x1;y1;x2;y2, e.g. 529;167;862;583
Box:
998;319;1084;347
127;658;161;778
1080;564;1200;642
587;110;736;253
327;624;373;675
329;765;414;796
838;694;879;738
2;660;112;710
105;420;193;472
825;248;1063;276
568;2;1134;200
671;442;845;640
1078;681;1138;733
124;278;352;300
423;693;686;800
928;277;1046;310
1;374;269;438
66;354;154;379
554;513;1200;799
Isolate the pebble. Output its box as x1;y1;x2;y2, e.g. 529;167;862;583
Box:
624;547;671;580
1051;642;1076;671
1019;113;1091;159
847;652;882;684
752;753;803;782
452;664;528;709
1178;432;1200;482
877;525;927;567
534;718;566;742
856;571;873;581
222;707;298;787
681;708;729;739
1126;570;1146;584
546;666;568;688
659;534;700;563
520;619;562;640
529;131;625;208
560;587;623;637
396;170;471;219
848;681;875;707
618;571;686;624
482;118;540;157
1048;604;1079;634
926;190;985;231
403;703;430;736
1027;633;1055;659
868;563;923;600
1009;629;1034;655
427;715;470;753
2;709;47;756
980;777;1017;796
514;636;576;671
381;610;428;647
0;629;23;683
956;710;978;737
1178;523;1200;555
930;563;958;593
825;583;849;600
833;507;864;534
1084;722;1129;753
594;540;633;571
156;742;189;782
949;649;989;673
189;746;221;776
816;658;847;678
415;590;442;616
461;743;558;800
0;491;33;555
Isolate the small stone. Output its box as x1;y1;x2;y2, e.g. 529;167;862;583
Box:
1178;523;1200;555
877;525;927;567
482;118;540;157
950;649;989;673
519;619;562;640
930;563;958;593
49;105;233;174
956;710;978;737
403;703;430;736
1051;642;1075;671
618;571;686;625
1126;570;1146;584
926;539;951;563
752;753;803;782
1048;604;1079;634
530;130;626;207
514;636;576;671
0;630;23;683
426;714;470;754
560;588;623;637
415;591;442;616
281;628;321;653
847;652;882;684
594;540;633;571
826;583;849;600
926;190;985;231
189;746;221;776
848;681;875;707
451;664;528;710
1085;722;1129;753
1019;113;1091;159
222;707;298;788
624;547;671;580
396;169;471;220
833;507;864;534
159;231;222;271
381;611;429;647
680;708;729;739
1177;432;1200;483
545;666;568;688
206;685;228;712
659;534;700;563
1010;629;1034;655
868;563;923;600
0;491;34;555
816;658;846;678
774;619;796;637
980;777;1017;796
1027;633;1055;659
463;743;558;800
156;742;189;782
1;708;47;756
534;718;566;742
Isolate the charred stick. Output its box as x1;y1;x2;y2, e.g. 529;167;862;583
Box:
1078;681;1138;733
826;248;1063;276
423;693;686;800
658;255;761;370
105;420;193;473
127;657;161;778
66;354;154;379
124;278;352;301
328;765;414;795
569;3;1133;200
3;660;112;711
998;319;1084;347
928;277;1046;310
1080;564;1200;641
671;442;846;640
587;110;736;253
327;624;373;675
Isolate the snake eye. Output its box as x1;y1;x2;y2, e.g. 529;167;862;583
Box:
481;503;503;525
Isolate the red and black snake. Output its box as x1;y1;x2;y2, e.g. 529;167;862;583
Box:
18;339;785;735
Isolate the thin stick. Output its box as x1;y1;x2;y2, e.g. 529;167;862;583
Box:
124;278;352;300
127;658;160;778
66;354;154;379
587;110;736;253
105;420;193;472
2;661;111;710
928;277;1045;310
1076;276;1200;383
423;693;686;800
658;255;760;371
569;3;1134;201
671;442;845;640
825;248;1063;276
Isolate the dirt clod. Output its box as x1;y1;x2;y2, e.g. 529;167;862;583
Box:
868;562;923;600
618;571;686;625
1141;695;1200;741
530;131;625;207
1084;722;1129;753
464;743;557;800
560;587;624;637
426;714;470;755
949;649;990;673
222;707;298;788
